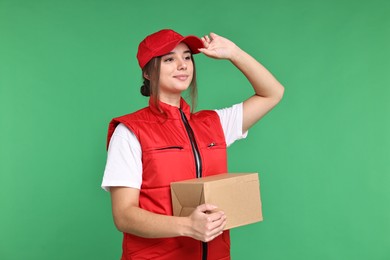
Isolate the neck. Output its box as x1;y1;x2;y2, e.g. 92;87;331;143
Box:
159;94;182;108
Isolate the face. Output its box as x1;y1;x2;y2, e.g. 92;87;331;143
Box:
157;42;194;100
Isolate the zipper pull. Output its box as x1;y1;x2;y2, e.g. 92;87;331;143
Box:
208;142;215;147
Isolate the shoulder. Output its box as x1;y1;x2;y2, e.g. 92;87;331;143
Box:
215;103;242;114
106;106;149;149
111;123;135;140
112;106;150;123
109;106;155;131
192;109;219;120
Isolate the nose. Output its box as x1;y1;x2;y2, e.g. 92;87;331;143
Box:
177;58;187;70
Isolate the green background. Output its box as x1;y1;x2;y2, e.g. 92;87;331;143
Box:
1;0;389;259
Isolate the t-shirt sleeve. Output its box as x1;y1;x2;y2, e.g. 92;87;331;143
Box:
101;123;143;191
215;102;248;147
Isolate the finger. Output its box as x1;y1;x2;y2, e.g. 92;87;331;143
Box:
207;222;225;236
209;32;218;40
196;203;217;213
201;37;209;48
198;48;212;56
204;35;211;43
205;222;226;242
208;214;227;229
206;211;225;222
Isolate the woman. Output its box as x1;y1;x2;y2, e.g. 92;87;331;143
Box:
102;29;284;260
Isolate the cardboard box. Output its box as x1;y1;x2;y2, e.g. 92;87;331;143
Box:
170;173;262;230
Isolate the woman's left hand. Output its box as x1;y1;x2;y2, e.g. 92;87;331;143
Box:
199;33;239;60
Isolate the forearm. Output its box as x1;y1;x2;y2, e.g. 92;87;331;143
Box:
110;187;225;241
230;46;284;100
114;206;191;238
229;46;284;132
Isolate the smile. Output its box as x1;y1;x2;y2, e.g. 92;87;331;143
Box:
173;75;189;81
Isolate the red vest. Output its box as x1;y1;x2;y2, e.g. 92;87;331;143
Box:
107;98;230;260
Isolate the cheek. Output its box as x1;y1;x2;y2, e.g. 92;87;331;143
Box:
188;63;194;74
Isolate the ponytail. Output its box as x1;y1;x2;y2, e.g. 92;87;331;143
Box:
140;80;151;97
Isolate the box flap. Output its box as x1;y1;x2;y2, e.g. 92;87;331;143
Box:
171;182;205;217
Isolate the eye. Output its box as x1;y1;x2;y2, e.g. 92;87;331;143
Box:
163;57;174;62
184;55;192;61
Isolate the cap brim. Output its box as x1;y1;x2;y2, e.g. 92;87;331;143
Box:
152;35;204;58
181;35;204;54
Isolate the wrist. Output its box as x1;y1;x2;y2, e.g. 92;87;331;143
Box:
229;46;244;64
176;216;193;237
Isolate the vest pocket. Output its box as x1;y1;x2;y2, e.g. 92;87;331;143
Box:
144;145;185;154
205;142;226;150
207;142;221;148
200;141;227;174
154;146;184;151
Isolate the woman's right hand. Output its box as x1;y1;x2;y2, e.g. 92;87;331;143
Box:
187;204;227;242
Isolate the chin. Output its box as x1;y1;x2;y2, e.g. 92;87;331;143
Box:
176;84;191;91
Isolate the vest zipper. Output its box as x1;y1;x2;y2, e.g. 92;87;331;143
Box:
179;108;207;260
179;108;202;178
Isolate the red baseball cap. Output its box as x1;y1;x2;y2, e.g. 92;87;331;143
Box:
136;29;204;69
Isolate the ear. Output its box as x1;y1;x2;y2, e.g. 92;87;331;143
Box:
143;71;150;80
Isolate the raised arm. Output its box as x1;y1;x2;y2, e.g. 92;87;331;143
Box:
110;187;226;242
199;33;284;132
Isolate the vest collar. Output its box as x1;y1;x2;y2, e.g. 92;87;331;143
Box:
149;97;191;121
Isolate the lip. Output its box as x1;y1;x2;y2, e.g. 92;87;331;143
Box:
173;75;189;81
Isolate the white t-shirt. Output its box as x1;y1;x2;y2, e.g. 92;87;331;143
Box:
102;103;247;191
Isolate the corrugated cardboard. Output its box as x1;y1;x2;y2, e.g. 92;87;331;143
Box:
170;173;262;230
